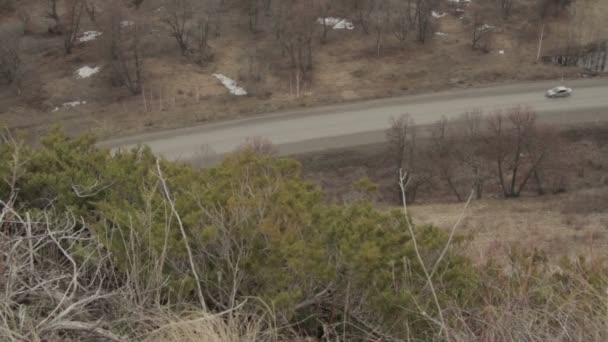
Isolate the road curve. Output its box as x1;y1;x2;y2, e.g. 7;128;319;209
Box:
99;78;608;162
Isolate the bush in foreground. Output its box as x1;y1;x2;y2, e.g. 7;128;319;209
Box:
0;131;606;341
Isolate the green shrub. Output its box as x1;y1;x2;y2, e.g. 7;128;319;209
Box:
0;131;481;339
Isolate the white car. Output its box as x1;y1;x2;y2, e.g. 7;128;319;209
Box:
545;86;572;98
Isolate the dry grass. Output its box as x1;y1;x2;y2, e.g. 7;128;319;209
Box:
0;200;282;342
2;199;604;342
411;188;608;262
142;311;274;342
300;123;608;263
559;0;608;47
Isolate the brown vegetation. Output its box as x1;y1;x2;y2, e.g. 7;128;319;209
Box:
62;0;85;54
385;107;564;203
300;121;608;262
104;3;146;94
0;0;15;14
0;0;603;139
0;26;21;86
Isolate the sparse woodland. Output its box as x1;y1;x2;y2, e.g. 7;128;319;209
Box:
386;107;565;203
0;0;605;138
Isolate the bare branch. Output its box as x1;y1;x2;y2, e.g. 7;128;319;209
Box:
43;320;124;341
63;0;85;54
72;179;114;198
398;169;449;340
155;159;207;311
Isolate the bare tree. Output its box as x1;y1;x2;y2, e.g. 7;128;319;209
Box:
105;6;145;94
0;0;15;14
192;17;213;65
499;0;515;19
0;28;21;86
527;125;563;195
371;1;391;57
316;0;332;44
193;0;223;62
163;0;193;56
456;111;487;199
239;136;277;156
484;107;555;198
247;0;262;33
208;0;224;38
414;0;436;44
271;0;288;40
386;114;430;203
277;0;317;97
429;117;464;201
471;5;494;52
46;0;61;34
537;0;572;18
63;0;85;54
387;115;415;177
391;0;414;48
238;48;267;95
16;7;31;34
84;0;97;22
354;0;376;35
131;0;145;9
484;110;510;197
161;0;219;61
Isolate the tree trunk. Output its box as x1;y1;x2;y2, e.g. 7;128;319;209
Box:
446;175;463;202
533;170;545;195
473;166;483;199
497;159;509;197
509;149;522;196
321;18;329;44
475;180;483;199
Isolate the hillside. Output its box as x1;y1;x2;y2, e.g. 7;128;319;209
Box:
1;0;606;140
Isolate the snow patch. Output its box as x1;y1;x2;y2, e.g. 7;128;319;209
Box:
432;11;446;18
332;19;354;30
212;74;247;96
476;24;495;32
447;0;471;4
78;31;102;43
435;32;448;36
498;50;505;55
63;100;87;108
76;66;100;79
120;21;134;28
317;17;355;30
52;107;59;112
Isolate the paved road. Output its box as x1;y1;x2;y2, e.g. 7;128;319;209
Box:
99;78;608;162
